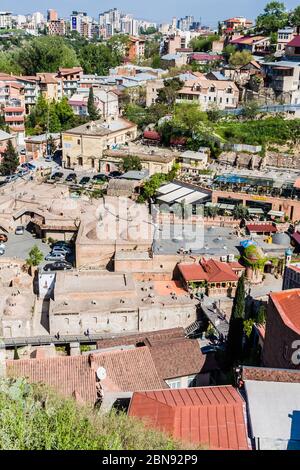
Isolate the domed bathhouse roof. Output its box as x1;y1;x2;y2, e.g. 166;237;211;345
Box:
272;232;291;246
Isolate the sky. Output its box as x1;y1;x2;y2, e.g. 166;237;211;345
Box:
1;0;300;27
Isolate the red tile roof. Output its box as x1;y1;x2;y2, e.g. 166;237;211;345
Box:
270;289;300;335
178;263;207;282
6;347;165;404
242;366;300;383
147;339;207;380
191;53;223;62
128;386;250;449
287;35;300;48
143;130;161;141
178;259;238;283
97;330;209;382
246;223;277;233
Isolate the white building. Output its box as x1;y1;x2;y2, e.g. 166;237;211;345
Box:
0;12;12;29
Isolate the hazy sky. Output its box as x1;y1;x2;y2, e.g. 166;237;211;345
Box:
2;1;300;26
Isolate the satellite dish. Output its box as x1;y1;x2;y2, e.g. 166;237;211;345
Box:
96;367;107;381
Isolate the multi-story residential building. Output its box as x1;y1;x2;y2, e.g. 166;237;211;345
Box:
69;88;119;118
47;9;58;22
262;289;300;369
222;17;253;33
36;73;62;101
70;11;88;36
126;37;145;61
177;78;239;110
32;12;44;28
276;27;296;54
57;67;83;98
16;76;40;112
62;117;137;170
230;35;270;53
262;60;300;104
177;15;194;32
0;75;25;144
47;19;66;36
0;12;12;29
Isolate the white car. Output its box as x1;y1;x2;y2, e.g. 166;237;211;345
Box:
52;246;72;255
15;226;25;235
0;246;5;256
45;252;66;261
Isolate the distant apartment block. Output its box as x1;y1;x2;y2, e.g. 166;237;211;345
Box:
0;12;12;29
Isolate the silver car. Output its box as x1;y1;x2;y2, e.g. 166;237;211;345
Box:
45;252;66;261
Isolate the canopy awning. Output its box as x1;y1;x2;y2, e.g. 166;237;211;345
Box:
268;210;285;217
248;208;264;215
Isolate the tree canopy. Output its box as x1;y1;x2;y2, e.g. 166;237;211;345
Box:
229;50;253;67
15;36;79;75
255;1;289;34
122;155;142;172
87;88;100;120
0;140;19;176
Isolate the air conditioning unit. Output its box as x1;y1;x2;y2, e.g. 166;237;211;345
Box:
227;254;235;262
220;255;227;262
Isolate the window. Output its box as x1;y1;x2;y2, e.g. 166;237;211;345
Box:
167;379;181;389
77;139;81;145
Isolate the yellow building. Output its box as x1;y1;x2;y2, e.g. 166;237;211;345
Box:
62;118;138;170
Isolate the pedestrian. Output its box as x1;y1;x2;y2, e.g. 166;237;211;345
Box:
86;328;90;337
56;332;60;340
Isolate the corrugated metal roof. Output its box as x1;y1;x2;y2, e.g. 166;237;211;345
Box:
157;187;194;203
129;386;250;449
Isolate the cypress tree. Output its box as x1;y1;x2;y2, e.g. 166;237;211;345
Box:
13;346;19;360
0;140;19;176
226;274;246;363
87;87;100;121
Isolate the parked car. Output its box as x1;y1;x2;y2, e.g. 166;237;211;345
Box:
43;261;72;271
201;344;225;355
5;174;19;183
45;155;53;162
0;233;8;243
52;241;71;249
20;162;36;171
45;252;66;261
93;173;108;183
15;226;25;235
17;169;29;177
65;173;77;182
79;176;90;186
109;171;122;178
0;246;5;256
50;172;63;180
52;246;72;255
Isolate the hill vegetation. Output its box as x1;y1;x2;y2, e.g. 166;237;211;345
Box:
0;378;191;450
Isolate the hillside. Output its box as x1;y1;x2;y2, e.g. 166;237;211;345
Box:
0;377;190;450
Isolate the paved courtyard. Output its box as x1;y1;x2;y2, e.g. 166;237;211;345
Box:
1;230;51;263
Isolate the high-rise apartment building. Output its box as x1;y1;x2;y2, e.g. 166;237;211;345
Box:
47;9;58;22
0;12;12;29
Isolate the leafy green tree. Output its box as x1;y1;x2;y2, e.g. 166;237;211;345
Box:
156;78;184;109
151;54;162;69
227;274;246;362
87;88;100;121
233;204;249;220
15;36;79;75
257;305;266;325
172;102;207;134
138;173;168;201
241;100;260;120
26;245;44;267
222;45;237;63
78;43;120;75
122;156;142;172
207;103;223;123
189;35;220;52
255;1;289;34
229;50;253;67
290;6;300;28
0;140;19;176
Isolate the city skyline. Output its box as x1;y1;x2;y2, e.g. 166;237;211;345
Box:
2;0;300;26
